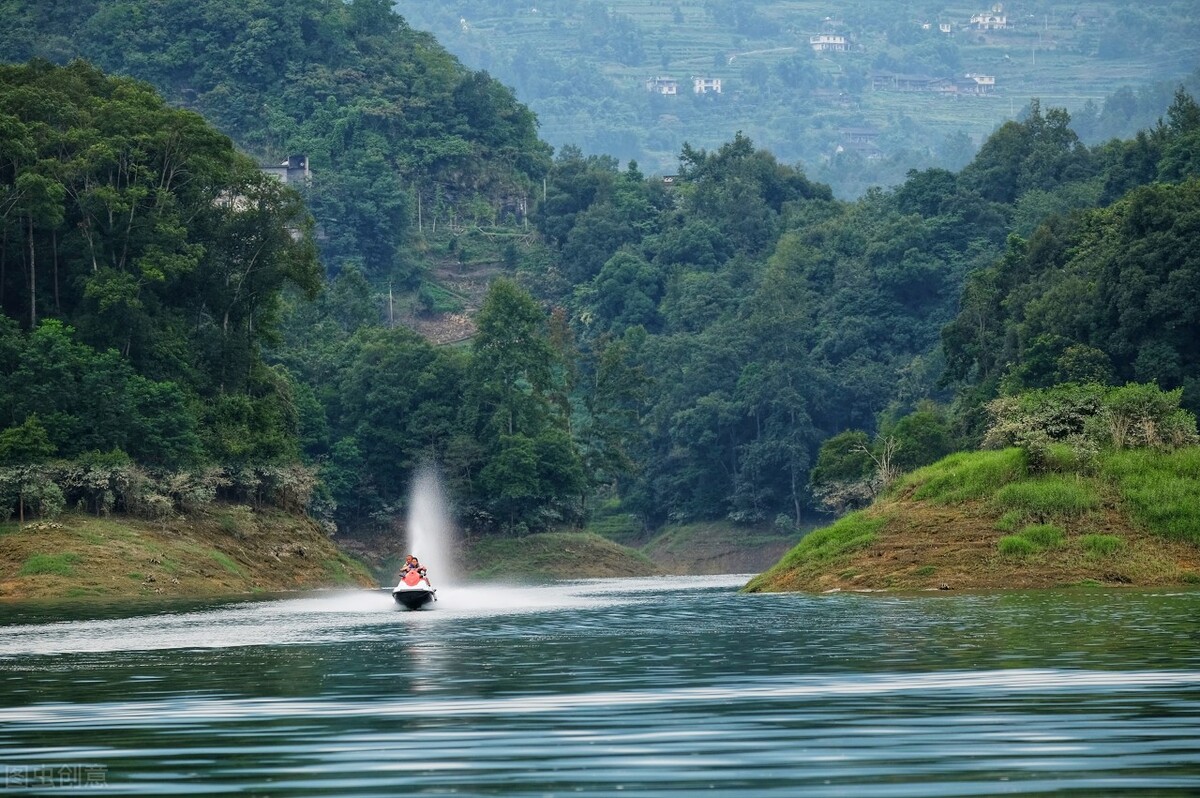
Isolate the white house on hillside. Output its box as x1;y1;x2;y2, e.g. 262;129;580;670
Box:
960;73;996;93
971;3;1008;30
810;33;848;52
646;76;679;95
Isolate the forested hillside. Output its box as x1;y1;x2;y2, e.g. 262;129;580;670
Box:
391;0;1200;196
3;1;1200;552
0;59;589;534
275;88;1200;535
0;61;322;459
0;0;551;286
524;92;1200;529
0;60;321;518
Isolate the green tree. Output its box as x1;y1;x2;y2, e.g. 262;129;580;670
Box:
882;405;956;472
470;278;557;439
467;278;583;530
0;415;55;464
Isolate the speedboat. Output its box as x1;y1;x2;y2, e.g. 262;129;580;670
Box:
392;571;437;610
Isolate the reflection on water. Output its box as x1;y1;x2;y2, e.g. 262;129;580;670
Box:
1;578;1199;796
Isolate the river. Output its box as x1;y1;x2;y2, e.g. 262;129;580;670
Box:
1;576;1199;796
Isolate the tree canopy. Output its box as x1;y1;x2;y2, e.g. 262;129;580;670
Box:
0;0;553;284
0;60;319;469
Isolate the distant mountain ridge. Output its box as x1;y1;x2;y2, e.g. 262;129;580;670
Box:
391;0;1200;196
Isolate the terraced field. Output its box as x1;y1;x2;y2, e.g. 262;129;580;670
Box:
393;0;1200;190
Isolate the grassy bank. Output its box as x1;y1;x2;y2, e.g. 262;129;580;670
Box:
462;532;660;580
745;447;1200;593
450;514;801;582
0;506;375;601
305;514;799;585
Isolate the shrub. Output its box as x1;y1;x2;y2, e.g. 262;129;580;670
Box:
811;479;877;514
163;469;222;512
810;430;877;513
1079;534;1124;556
1103;383;1199;449
0;465;66;522
985;383;1198;471
1020;524;1065;548
984;383;1105;449
37;483;65;519
882;406;956;472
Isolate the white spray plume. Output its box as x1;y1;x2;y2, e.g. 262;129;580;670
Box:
406;464;458;585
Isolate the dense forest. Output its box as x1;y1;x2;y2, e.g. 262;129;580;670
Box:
2;0;1200;544
0;56;596;531
0;60;321;519
0;0;551;286
523;93;1200;527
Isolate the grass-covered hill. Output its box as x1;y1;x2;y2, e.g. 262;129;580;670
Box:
747;438;1200;593
0;506;374;601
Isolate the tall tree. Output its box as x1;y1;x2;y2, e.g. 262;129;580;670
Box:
466;278;584;530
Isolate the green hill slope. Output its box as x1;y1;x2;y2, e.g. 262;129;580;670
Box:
463;532;660;580
0;507;374;601
745;447;1200;592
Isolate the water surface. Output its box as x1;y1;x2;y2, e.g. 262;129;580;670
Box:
2;577;1199;796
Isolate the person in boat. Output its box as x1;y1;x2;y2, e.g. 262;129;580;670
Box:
400;556;432;588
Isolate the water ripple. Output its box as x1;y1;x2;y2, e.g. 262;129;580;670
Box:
1;580;1199;796
2;668;1198;727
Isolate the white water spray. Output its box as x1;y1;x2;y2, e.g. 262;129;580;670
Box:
406;465;458;586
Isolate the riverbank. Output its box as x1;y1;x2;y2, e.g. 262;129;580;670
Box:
0;506;374;601
462;532;660;580
345;520;801;584
746;447;1200;593
1;510;799;602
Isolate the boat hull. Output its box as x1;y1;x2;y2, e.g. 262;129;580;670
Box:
392;586;436;610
